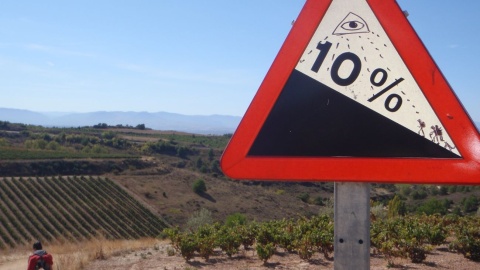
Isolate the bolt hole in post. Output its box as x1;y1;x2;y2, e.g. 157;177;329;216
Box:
335;183;370;270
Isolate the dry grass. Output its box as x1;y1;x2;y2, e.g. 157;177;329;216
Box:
0;237;159;270
53;237;158;270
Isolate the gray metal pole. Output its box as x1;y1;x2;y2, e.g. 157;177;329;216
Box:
334;182;371;270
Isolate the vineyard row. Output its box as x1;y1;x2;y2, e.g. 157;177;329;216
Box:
164;214;480;265
0;176;168;249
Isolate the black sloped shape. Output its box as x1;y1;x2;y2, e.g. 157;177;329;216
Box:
248;69;459;158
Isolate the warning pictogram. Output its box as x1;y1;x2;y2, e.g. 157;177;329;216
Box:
332;12;370;35
221;0;480;184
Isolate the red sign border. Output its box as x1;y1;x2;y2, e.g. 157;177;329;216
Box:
221;0;480;184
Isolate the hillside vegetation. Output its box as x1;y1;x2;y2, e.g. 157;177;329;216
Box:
1;120;480;262
1;121;480;219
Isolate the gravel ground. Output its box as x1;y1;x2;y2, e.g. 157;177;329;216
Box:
3;241;478;270
86;241;480;270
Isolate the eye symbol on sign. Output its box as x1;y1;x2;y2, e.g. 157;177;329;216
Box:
333;12;370;35
341;21;365;32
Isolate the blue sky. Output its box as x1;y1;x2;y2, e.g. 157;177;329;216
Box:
0;0;478;122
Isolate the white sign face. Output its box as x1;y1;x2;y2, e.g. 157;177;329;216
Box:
295;0;460;157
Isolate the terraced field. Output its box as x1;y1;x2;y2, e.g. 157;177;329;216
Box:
0;176;168;248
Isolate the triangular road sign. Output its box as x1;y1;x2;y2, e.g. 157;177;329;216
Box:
221;0;480;184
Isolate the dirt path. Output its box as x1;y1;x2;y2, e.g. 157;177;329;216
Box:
0;260;25;270
0;254;27;270
3;241;479;270
87;241;480;270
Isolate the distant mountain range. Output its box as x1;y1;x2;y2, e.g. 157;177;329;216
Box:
0;108;241;135
0;107;478;135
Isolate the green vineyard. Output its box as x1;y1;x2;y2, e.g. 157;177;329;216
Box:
0;176;168;249
165;214;480;265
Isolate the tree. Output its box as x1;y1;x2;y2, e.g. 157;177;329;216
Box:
102;131;116;140
210;160;222;175
177;146;188;159
416;198;449;215
94;123;108;128
196;158;204;169
46;141;60;150
208;148;214;161
388;195;406;218
0;138;9;147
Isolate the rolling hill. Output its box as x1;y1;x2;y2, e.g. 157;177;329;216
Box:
1;108;478;135
0;120;479;250
0;108;241;135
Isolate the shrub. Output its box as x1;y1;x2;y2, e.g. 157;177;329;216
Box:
185;208;213;232
216;225;242;257
256;242;275;265
195;158;204;169
318;197;334;218
410;189;428;200
238;223;257;250
46;141;60;150
397;184;411;197
225;213;247;227
195;224;217;261
0;138;10;147
449;217;480;261
176;146;189;158
297;193;309;203
448;185;458;193
296;233;315;260
371;215;447;264
192;179;207;194
313;196;324;206
371;204;387;220
178;234;197;261
462;195;479;213
166;247;175;256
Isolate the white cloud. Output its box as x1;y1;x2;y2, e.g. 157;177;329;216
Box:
24;43;95;57
116;62;256;86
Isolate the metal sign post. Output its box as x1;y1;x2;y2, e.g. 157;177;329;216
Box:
334;182;371;270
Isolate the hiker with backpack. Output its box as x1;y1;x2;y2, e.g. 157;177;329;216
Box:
27;241;53;270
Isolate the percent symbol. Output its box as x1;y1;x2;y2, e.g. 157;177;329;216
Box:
367;68;404;112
